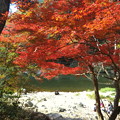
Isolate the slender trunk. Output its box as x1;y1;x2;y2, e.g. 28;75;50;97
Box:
0;0;10;34
114;80;120;108
109;80;120;120
89;65;104;120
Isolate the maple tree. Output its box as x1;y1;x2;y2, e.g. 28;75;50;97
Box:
0;0;120;120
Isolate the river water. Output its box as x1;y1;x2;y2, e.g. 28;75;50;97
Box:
29;75;113;92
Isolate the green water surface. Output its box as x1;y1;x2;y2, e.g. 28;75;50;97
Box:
29;75;113;92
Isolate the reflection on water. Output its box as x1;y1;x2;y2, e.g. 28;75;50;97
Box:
30;75;113;92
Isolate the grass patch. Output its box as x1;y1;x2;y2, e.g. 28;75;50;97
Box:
86;89;92;92
100;95;114;101
86;91;114;101
75;93;81;96
99;87;115;93
86;93;95;99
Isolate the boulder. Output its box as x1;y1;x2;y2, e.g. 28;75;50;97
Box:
59;108;66;112
25;101;33;107
47;113;65;120
30;112;51;120
55;91;59;95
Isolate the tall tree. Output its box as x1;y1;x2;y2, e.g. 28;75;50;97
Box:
1;0;120;119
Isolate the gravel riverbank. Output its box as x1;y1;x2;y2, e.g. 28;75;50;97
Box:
18;91;119;120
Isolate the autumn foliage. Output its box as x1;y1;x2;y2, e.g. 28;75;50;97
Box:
1;0;119;79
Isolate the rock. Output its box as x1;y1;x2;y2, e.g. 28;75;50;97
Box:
25;101;33;107
47;113;65;120
31;105;38;111
72;118;83;120
44;98;47;101
59;108;66;112
23;88;27;95
42;105;46;107
73;106;77;110
95;116;98;120
79;102;85;108
30;112;51;120
55;91;59;95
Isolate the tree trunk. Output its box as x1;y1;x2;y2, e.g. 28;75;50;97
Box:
109;80;120;120
0;0;10;34
109;107;120;120
89;65;104;120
